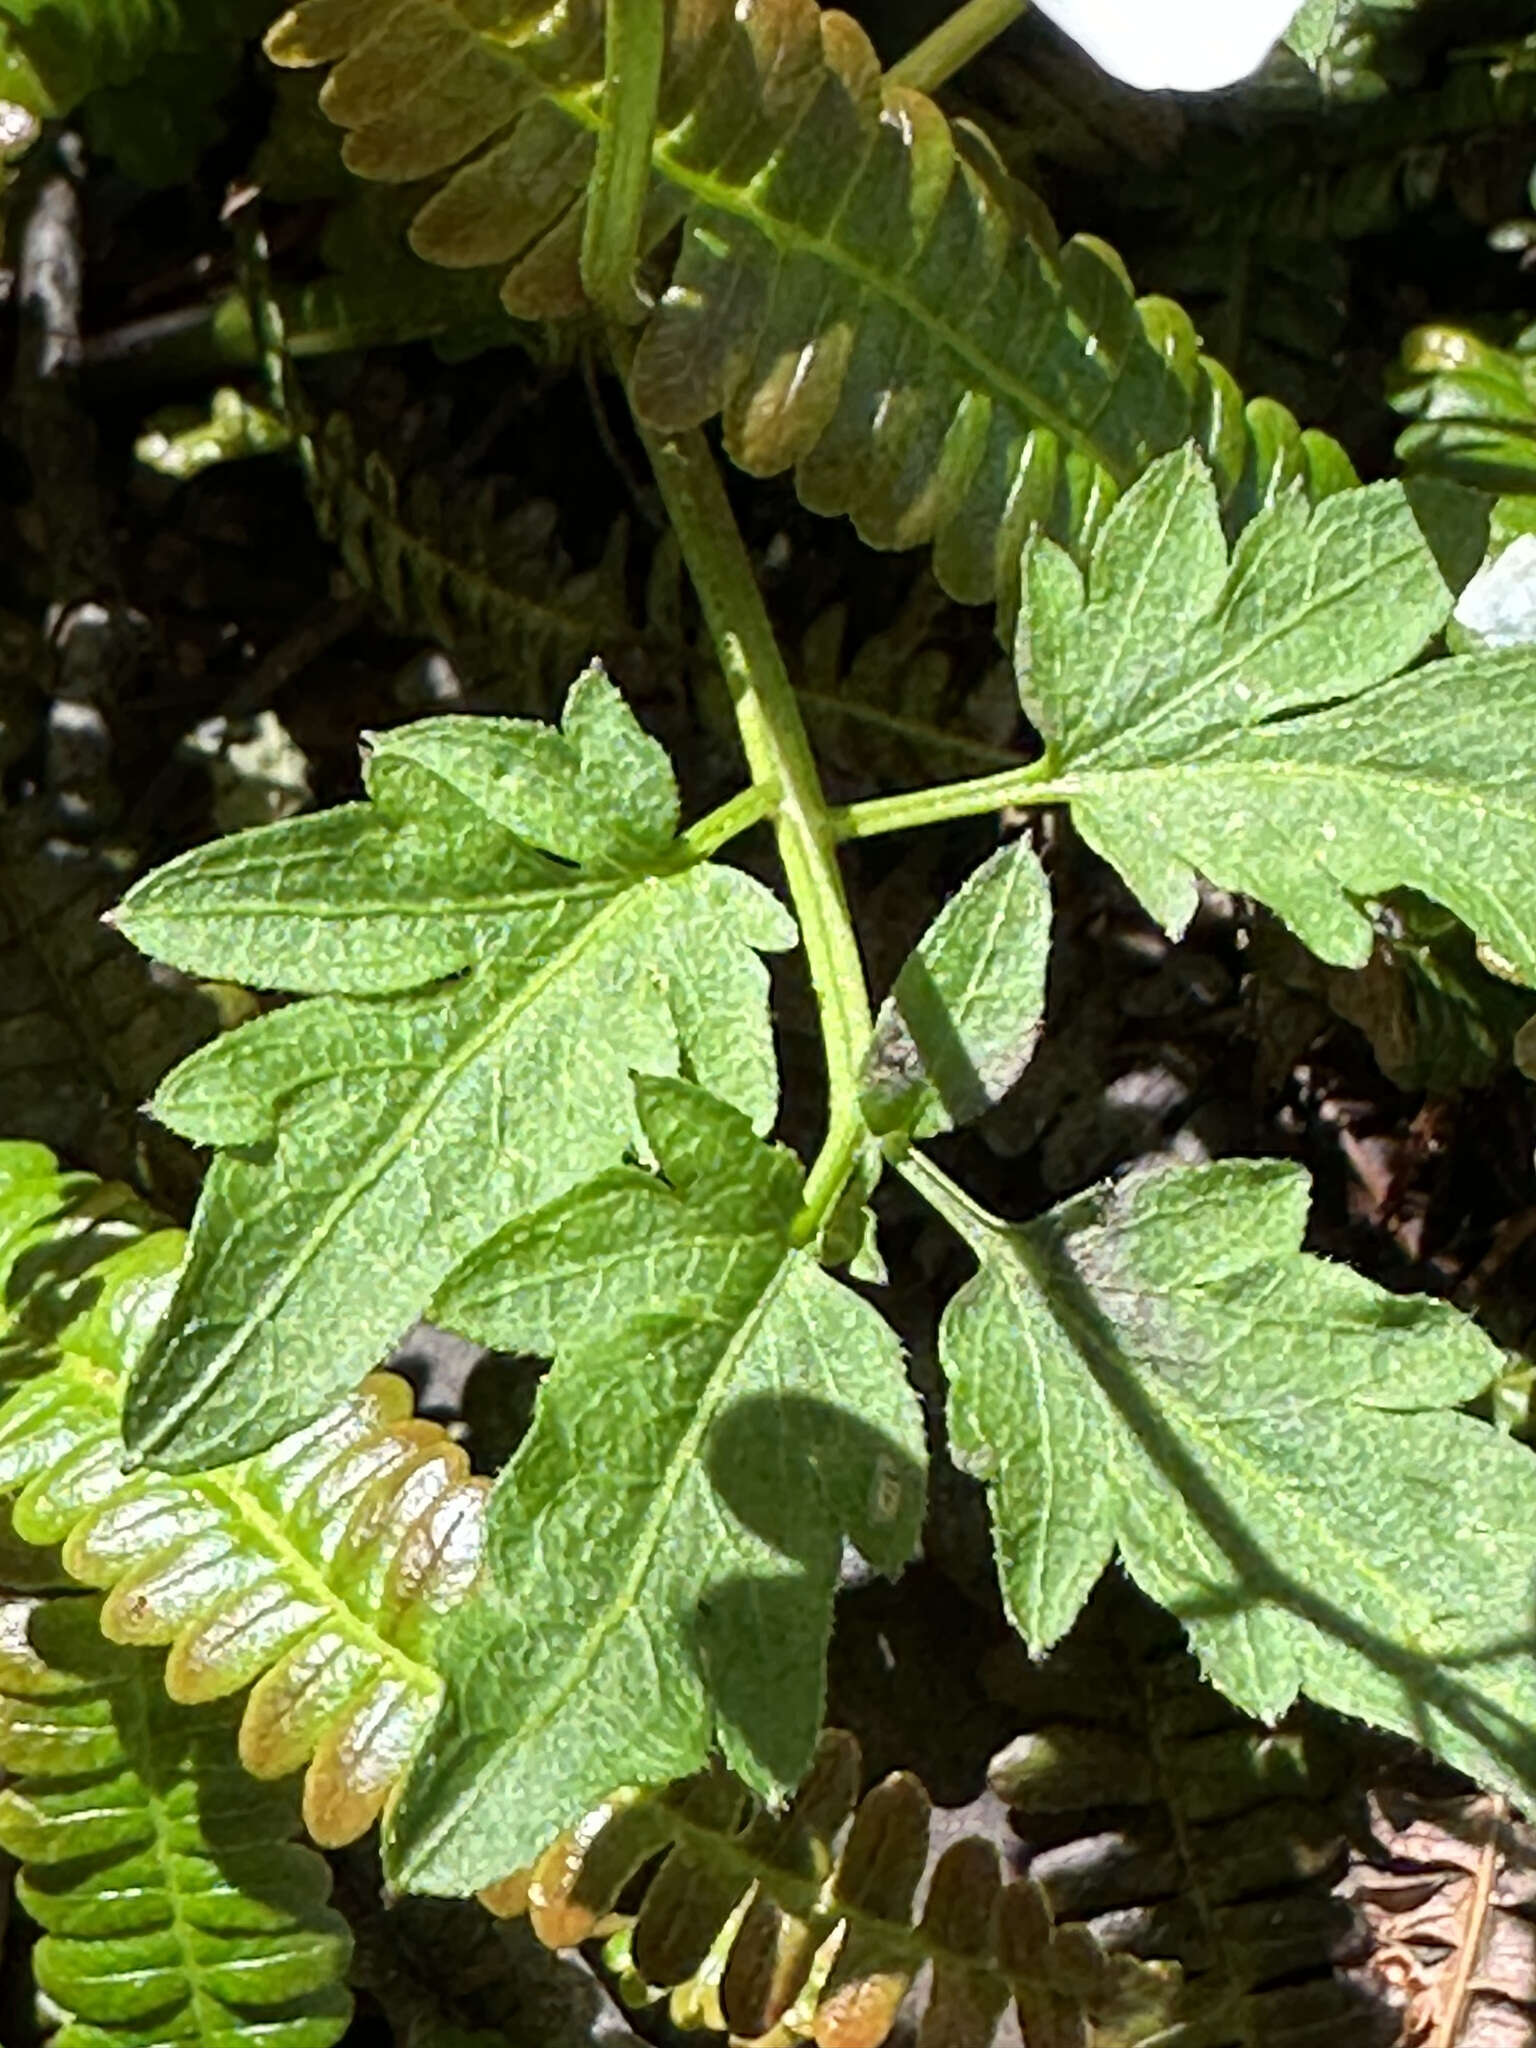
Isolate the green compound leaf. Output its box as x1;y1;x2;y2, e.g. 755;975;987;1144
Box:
0;1595;353;2048
393;1078;927;1896
914;1151;1536;1811
0;1142;488;1850
113;669;795;1470
263;0;1355;616
1022;446;1536;984
861;838;1052;1141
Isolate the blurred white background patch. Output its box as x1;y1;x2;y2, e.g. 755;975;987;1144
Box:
1453;535;1536;650
1033;0;1306;91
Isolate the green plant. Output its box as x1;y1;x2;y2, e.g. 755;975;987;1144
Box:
104;432;1536;1861
6;0;1536;2043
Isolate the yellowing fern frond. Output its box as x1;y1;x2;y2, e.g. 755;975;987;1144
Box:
264;0;1357;617
0;1143;487;1848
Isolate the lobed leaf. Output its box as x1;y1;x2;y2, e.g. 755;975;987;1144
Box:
1020;445;1536;984
0;1143;488;1849
114;672;795;1468
0;1594;353;2048
393;1079;927;1894
916;1149;1536;1811
263;0;1356;616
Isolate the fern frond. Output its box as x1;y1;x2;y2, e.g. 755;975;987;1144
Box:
0;1143;488;1849
0;809;222;1206
309;413;635;704
264;0;1356;617
1146;45;1536;252
481;1726;1179;2048
0;0;269;119
986;1588;1387;2047
0;1593;353;2048
1391;321;1536;498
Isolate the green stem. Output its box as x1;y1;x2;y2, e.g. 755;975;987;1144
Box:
832;763;1071;841
677;781;779;861
581;0;667;322
628;408;873;1240
895;1144;1006;1256
885;0;1029;90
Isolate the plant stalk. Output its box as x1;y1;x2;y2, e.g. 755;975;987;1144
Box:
677;781;779;861
628;404;873;1238
832;762;1071;840
894;1144;1007;1253
885;0;1028;90
581;0;667;322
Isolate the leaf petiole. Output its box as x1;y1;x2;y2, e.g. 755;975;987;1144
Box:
885;0;1029;90
894;1142;1009;1253
675;781;779;861
831;762;1072;841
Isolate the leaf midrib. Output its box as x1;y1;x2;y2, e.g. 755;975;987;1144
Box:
405;1247;797;1874
510;53;1141;483
118;1669;236;2041
196;1464;445;1702
137;878;662;1453
134;875;619;922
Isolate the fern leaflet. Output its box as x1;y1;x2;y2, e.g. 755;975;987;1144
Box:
987;1585;1388;2047
0;0;270;118
309;413;636;704
0;1594;353;2048
0;1141;487;1849
484;1726;1179;2048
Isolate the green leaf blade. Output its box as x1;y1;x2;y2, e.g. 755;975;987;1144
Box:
921;1151;1536;1805
364;664;678;870
1020;449;1536;980
390;1082;925;1895
118;685;794;1471
860;838;1052;1139
114;799;564;996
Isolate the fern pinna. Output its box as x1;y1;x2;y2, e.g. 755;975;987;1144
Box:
0;1596;352;2048
0;1143;486;1849
263;0;1357;616
484;1727;1178;2048
0;0;272;117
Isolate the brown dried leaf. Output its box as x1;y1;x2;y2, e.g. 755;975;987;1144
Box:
1339;1790;1536;2047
